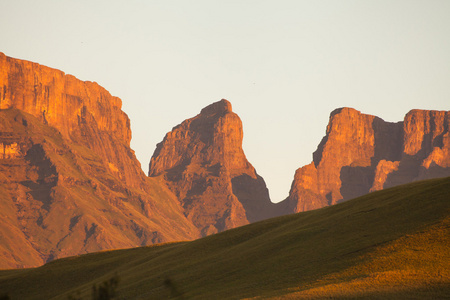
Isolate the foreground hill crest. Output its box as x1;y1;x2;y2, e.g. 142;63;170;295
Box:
2;176;449;299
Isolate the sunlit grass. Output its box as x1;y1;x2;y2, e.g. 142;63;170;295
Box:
274;217;450;299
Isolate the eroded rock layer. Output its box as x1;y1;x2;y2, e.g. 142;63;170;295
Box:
0;53;199;269
284;107;450;212
149;99;274;235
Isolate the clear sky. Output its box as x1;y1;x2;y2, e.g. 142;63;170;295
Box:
1;0;449;202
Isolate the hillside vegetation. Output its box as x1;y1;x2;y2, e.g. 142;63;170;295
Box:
0;177;449;299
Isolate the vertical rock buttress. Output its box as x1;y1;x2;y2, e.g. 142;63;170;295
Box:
149;99;274;235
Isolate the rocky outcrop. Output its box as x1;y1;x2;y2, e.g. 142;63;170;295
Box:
149;99;274;235
284;107;450;212
0;53;200;269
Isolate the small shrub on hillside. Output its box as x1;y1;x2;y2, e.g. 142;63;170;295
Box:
92;274;120;300
67;274;120;300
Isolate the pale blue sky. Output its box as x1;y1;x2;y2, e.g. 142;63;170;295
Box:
1;0;449;201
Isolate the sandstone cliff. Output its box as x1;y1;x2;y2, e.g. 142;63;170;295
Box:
149;99;274;235
283;107;450;212
0;52;142;188
0;53;200;268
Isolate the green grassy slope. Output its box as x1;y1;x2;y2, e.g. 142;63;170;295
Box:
1;177;449;299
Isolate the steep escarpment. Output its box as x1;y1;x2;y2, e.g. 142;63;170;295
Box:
149;99;274;235
0;52;143;189
284;107;450;212
0;54;199;269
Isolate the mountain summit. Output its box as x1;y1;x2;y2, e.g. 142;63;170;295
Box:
149;99;275;235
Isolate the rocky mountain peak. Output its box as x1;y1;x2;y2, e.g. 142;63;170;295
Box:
200;99;233;116
149;100;274;235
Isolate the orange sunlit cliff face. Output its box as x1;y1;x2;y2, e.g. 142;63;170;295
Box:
149;99;275;236
283;107;450;212
0;53;200;269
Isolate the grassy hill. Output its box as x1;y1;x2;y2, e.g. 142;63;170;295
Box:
0;177;449;299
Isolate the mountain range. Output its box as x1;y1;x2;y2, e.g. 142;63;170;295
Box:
0;52;449;269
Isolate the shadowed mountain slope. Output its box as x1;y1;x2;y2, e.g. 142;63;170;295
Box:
1;177;448;299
